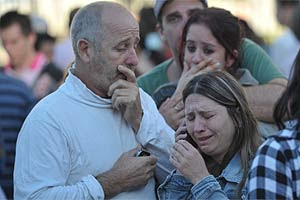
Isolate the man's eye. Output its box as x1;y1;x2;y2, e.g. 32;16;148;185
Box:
167;16;181;23
116;43;129;52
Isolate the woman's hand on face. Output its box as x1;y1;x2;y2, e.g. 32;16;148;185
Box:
174;58;221;97
170;140;210;185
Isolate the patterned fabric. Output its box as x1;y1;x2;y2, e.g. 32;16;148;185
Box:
248;124;300;199
0;72;35;199
158;154;248;200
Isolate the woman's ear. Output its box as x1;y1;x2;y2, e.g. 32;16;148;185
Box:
225;50;239;68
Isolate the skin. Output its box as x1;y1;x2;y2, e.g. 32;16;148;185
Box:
170;94;235;184
158;0;204;82
72;3;157;198
0;23;36;72
184;24;236;70
184;94;235;162
157;0;287;129
40;40;55;61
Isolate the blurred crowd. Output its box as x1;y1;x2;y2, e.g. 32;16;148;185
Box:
0;0;299;199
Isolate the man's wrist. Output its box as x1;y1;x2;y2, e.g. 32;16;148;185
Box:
95;171;123;198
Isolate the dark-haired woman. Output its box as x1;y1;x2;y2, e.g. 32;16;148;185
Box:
248;49;300;199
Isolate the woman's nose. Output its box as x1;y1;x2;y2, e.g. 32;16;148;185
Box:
193;117;206;133
192;50;205;65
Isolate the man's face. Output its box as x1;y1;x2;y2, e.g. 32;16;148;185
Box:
89;11;140;97
159;0;204;59
0;23;34;66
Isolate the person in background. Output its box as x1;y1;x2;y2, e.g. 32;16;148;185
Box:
53;7;79;71
0;70;35;199
35;33;56;61
137;7;169;76
269;0;300;78
169;8;276;137
248;49;300;199
158;71;262;199
138;0;287;131
0;11;63;99
14;2;174;199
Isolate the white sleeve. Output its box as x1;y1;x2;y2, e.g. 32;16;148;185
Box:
136;89;175;184
14;119;104;200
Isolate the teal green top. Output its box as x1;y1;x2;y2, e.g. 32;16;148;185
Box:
138;39;285;97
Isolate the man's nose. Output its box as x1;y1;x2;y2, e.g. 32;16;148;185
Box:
125;48;138;68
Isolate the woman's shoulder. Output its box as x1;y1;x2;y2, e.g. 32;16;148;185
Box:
256;128;300;161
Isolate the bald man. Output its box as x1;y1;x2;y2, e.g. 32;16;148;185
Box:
13;2;174;199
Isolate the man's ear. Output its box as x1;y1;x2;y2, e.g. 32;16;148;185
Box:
77;39;91;63
156;23;166;44
225;49;238;68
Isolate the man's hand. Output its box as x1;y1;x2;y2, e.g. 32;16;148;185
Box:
108;65;143;133
159;97;185;130
170;140;209;185
96;146;157;198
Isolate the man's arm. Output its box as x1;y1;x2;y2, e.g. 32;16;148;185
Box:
14;119;157;200
95;146;157;198
136;89;175;184
241;39;286;84
108;65;175;184
244;78;287;122
14;119;104;200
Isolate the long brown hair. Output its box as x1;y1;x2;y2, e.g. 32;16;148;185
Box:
183;71;262;197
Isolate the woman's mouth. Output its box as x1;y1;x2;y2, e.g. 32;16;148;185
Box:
198;135;213;145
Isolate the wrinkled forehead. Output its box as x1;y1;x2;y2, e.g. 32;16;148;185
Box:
185;94;221;113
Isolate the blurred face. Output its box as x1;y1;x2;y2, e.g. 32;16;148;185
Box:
40;41;55;61
89;10;139;97
184;24;235;70
185;93;235;163
159;0;204;60
0;23;35;66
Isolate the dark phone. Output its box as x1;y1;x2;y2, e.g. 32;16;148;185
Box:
183;131;197;148
135;150;151;157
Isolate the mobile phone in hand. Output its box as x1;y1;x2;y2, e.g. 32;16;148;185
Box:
184;132;197;148
135;150;151;157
